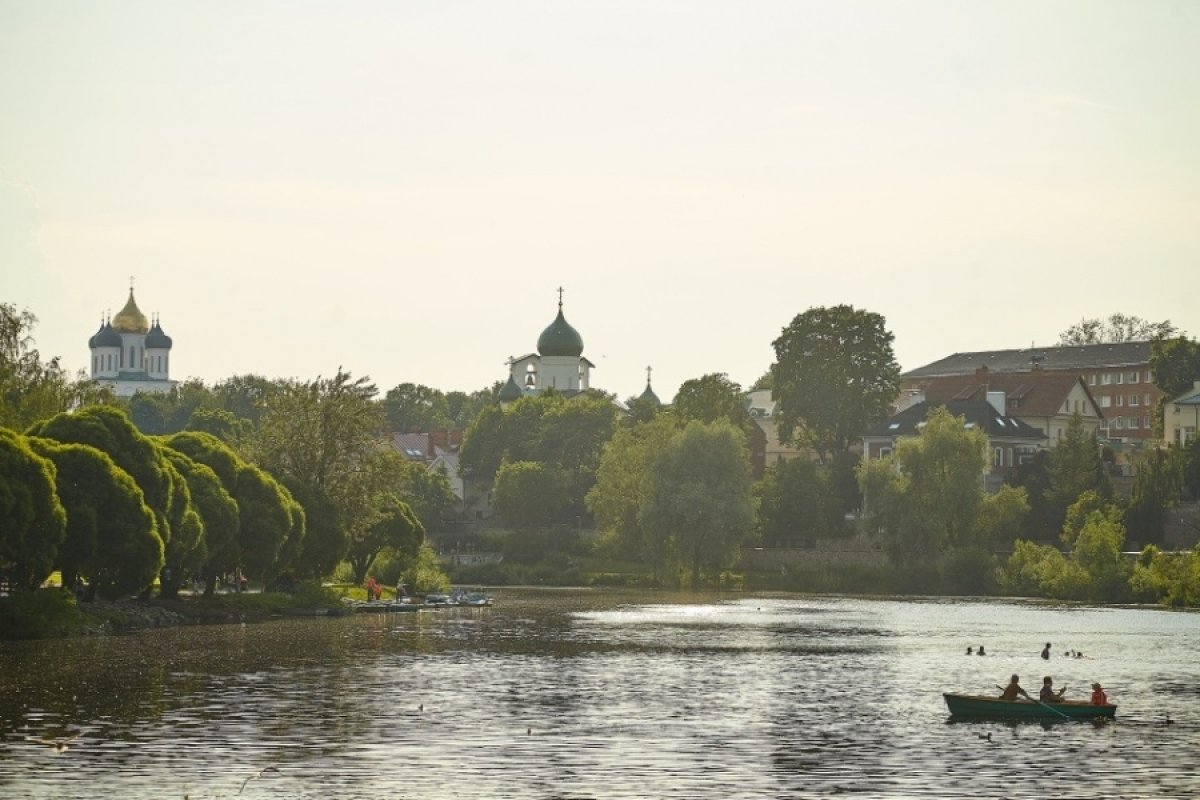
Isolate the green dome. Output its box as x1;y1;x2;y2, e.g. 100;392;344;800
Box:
639;382;661;406
537;307;583;357
499;374;523;402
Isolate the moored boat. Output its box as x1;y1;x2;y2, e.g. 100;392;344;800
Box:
943;693;1116;721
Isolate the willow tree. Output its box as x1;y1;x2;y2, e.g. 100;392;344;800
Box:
29;405;202;596
28;437;162;599
0;428;66;590
641;419;755;587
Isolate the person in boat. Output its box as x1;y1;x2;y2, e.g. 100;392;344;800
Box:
1039;676;1066;703
1090;682;1108;705
1000;674;1031;701
1041;642;1052;660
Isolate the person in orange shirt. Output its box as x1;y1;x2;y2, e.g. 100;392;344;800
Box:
1091;682;1108;705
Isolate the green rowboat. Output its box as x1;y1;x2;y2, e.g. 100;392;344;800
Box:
943;693;1116;721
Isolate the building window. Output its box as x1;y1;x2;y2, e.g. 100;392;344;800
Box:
1116;373;1124;384
1100;396;1111;408
1114;416;1124;429
1128;417;1140;430
1089;374;1096;385
1116;395;1124;407
993;448;1003;466
1144;415;1151;430
1101;373;1112;385
1130;371;1139;384
1144;393;1151;406
1146;370;1154;382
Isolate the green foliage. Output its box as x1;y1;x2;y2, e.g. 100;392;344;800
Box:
586;415;677;564
162;448;236;580
0;588;88;639
754;457;846;545
392;457;458;531
0;428;67;589
493;460;568;531
937;546;998;596
858;407;1008;563
402;541;450;593
1005;449;1057;541
1058;314;1176;346
28;437;163;599
1;304;113;431
671;373;752;433
1130;546;1200;607
1151;336;1200;399
973;485;1030;547
383;382;452;432
1124;448;1182;546
998;540;1068;597
186;408;252;444
771;305;900;463
346;493;425;584
1184;437;1200;501
1044;413;1112;528
641;419;755;587
1061;490;1113;547
460;391;618;520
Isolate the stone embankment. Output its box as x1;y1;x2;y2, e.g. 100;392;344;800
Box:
80;600;193;633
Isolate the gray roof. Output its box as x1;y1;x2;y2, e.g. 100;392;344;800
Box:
863;399;1048;442
903;341;1153;379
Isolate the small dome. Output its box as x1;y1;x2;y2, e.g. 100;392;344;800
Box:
639;382;661;407
145;321;173;349
90;322;122;349
111;290;149;334
499;374;523;402
537;306;584;357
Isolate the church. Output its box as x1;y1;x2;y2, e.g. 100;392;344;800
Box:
87;285;177;397
499;290;595;402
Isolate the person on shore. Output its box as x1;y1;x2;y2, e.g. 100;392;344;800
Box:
1000;675;1031;701
1090;683;1108;705
1039;676;1066;703
1041;642;1052;660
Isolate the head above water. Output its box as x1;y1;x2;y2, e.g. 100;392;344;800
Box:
1010;674;1020;683
1043;676;1053;685
1091;682;1102;690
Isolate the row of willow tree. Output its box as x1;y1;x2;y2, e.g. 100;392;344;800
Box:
4;301;1200;603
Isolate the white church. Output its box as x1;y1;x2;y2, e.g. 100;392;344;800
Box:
88;286;177;397
499;290;595;402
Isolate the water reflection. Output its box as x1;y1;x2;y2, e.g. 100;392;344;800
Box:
1;592;1198;799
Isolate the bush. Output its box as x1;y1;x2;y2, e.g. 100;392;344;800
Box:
0;589;89;639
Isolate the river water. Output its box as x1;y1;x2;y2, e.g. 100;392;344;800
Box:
1;590;1197;799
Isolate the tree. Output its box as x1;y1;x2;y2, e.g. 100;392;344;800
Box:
165;431;304;587
858;406;996;563
672;373;752;432
1151;336;1200;435
492;461;568;531
771;305;900;464
28;437;163;599
252;369;383;577
1058;314;1176;345
1124;448;1183;547
641;420;755;587
162;449;238;588
1044;413;1112;528
28;405;199;596
754;457;845;546
210;373;281;429
586;415;678;572
346;494;425;584
383;383;452;432
1;304;112;430
390;456;457;531
0;428;67;590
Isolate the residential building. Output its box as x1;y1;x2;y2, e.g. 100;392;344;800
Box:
862;398;1047;490
1163;381;1200;448
901;342;1162;445
898;366;1103;443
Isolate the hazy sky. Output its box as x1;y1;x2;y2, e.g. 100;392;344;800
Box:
3;1;1198;403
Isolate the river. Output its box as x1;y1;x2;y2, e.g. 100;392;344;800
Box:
1;590;1197;799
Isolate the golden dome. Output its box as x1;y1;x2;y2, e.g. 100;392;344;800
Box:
111;290;149;334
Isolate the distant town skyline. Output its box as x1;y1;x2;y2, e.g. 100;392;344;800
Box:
3;1;1198;402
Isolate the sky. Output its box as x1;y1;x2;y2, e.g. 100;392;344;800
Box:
2;0;1198;404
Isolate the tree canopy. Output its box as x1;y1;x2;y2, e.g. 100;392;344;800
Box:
771;305;900;463
0;428;67;590
1058;314;1176;346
